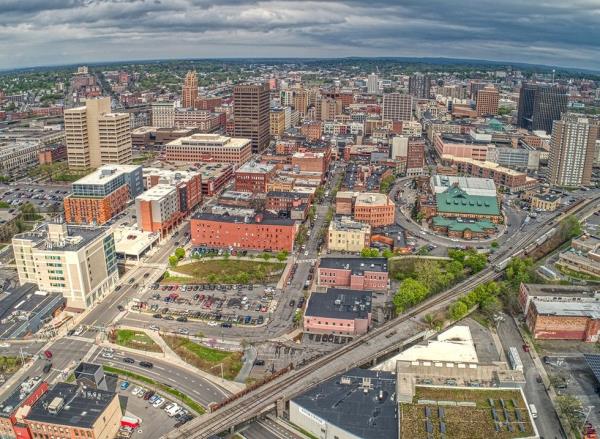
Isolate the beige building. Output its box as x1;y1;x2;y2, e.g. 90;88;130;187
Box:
65;97;132;170
549;113;600;187
531;193;560;211
151;101;175;128
12;222;119;310
328;217;371;252
165;133;252;165
382;93;412;121
270;109;286;138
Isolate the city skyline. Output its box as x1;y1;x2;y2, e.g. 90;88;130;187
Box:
2;0;600;71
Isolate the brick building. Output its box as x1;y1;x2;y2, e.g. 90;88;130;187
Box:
317;257;388;291
519;283;600;342
165;134;252;166
142;168;202;213
0;378;49;439
300;121;322;142
191;213;296;252
303;288;372;338
234;162;276;193
64;165;144;225
135;184;182;237
195;163;235;197
335;192;396;227
291;151;329;175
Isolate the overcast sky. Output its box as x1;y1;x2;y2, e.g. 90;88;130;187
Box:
2;0;599;71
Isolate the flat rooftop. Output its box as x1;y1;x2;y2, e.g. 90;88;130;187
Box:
431;175;497;196
113;226;160;257
14;223;106;252
319;257;388;274
27;382;117;428
533;300;600;318
441;154;525;177
72;164;141;186
355;192;393;206
330;217;371;232
291;368;397;439
193;162;234;178
533;193;561;202
522;283;597;297
136;184;176;201
236;161;275;174
168;133;251;149
0;377;46;417
0;283;65;339
305;288;372;320
192;212;294;226
143;167;200;184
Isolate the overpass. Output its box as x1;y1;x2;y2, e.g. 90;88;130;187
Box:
164;195;599;438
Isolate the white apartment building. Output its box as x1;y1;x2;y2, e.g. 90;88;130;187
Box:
151;101;175;128
12;222;119;310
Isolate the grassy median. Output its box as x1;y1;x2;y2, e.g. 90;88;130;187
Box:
102;365;205;414
169;259;284;284
162;335;243;380
111;329;162;353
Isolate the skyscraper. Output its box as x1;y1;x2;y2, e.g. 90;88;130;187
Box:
517;83;537;130
475;86;499;116
517;83;568;133
408;74;431;99
64;97;132;170
382;93;412;121
469;82;487;100
548;113;599;187
233;83;270;153
367;73;379;95
181;71;198;108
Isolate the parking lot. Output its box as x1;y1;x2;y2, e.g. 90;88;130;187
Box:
132;282;280;329
114;376;195;438
1;184;69;212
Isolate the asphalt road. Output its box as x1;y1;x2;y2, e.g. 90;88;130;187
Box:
497;317;565;439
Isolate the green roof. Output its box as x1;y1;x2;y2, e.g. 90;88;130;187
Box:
432;216;496;233
436;186;500;216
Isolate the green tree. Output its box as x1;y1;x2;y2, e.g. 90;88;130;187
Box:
556;395;584;433
361;247;372;257
168;255;179;267
490;241;499;249
276;251;288;262
236;272;250;284
379;175;396;193
505;257;534;289
174;247;185;260
463;252;487;273
393;278;429;313
559;215;582;240
369;248;380;257
382;248;393;259
260;253;272;261
449;301;468;320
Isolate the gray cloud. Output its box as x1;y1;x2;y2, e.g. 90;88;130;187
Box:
0;0;599;70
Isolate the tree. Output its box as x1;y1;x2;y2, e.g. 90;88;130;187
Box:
361;247;372;257
168;255;179;267
556;395;584;433
559;215;582;240
423;313;443;331
490;241;499;249
382;248;393;259
276;251;288;262
379;175;396;193
174;247;185;260
236;272;250;284
449;301;468;320
260;253;272;261
393;278;429;313
463;252;487;273
505;257;534;289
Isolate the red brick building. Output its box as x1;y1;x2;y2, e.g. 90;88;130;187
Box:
300;121;322;142
0;379;48;439
291;151;329;175
143;168;202;213
317;257;389;291
519;283;600;342
191;213;296;252
195;96;222;111
234;162;276;193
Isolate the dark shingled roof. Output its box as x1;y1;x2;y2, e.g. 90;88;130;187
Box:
291;368;398;439
305;288;372;319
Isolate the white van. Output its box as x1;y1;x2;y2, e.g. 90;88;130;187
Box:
165;404;181;417
529;403;538;419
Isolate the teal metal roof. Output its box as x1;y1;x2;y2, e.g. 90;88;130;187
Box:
436;186;500;217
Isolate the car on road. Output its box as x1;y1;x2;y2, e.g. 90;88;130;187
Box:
128;278;135;284
43;362;52;373
43;350;53;359
140;361;154;368
304;250;309;256
73;326;84;336
178;328;190;335
102;351;114;359
117;305;125;312
289;299;295;307
221;322;232;328
149;325;160;331
122;357;135;364
207;321;218;327
0;342;9;348
254;359;265;366
120;381;130;390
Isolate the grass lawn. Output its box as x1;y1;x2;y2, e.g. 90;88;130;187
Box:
400;386;533;439
162;335;243;380
169;259;285;284
0;356;24;374
102;366;205;414
111;329;162;353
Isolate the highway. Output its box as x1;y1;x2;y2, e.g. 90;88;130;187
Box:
164;193;600;438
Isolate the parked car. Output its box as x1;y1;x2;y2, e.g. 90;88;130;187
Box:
254;359;265;366
120;381;130;390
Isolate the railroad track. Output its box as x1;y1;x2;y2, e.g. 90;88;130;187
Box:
166;194;600;438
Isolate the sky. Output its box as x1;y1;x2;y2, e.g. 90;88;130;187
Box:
1;0;600;71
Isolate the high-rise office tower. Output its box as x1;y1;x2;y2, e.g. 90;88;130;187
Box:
408;74;431;99
469;82;487;100
517;83;568;133
233;83;270;153
181;71;198;108
64;97;132;170
382;93;413;121
517;83;537;130
475;86;499;116
548;113;599;187
367;73;379;95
